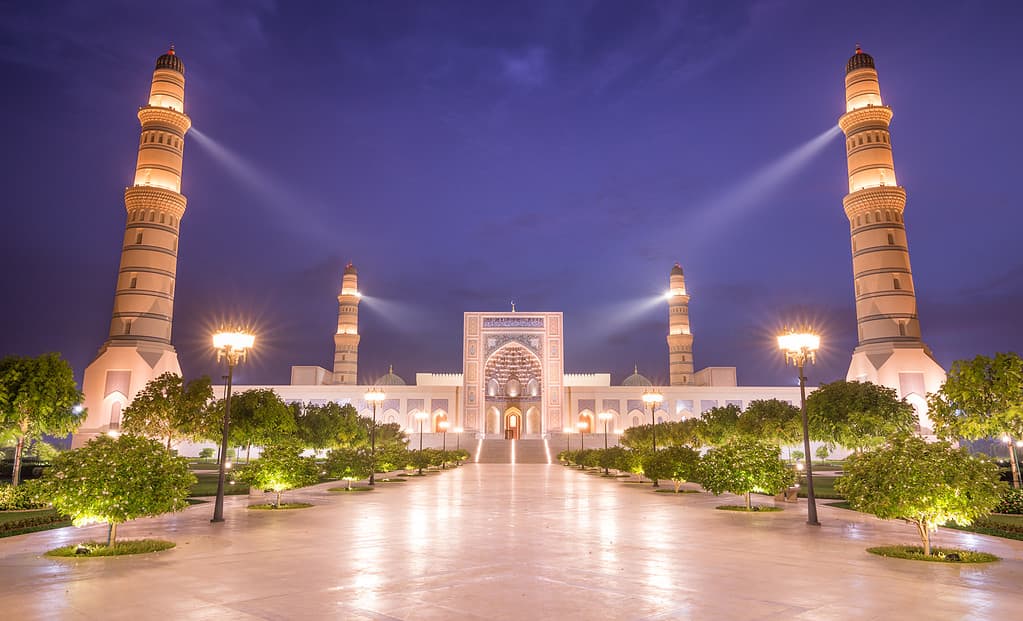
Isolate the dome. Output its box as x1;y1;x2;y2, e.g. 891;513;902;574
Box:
670;263;684;276
374;365;406;386
155;45;184;74
846;45;874;74
621;365;653;387
343;262;357;276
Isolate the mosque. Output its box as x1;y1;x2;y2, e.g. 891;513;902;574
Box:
73;46;946;447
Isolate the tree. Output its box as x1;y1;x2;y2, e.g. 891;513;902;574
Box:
700;438;796;510
221;389;297;461
621;420;705;452
737;399;801;445
698;404;742;446
325;447;374;489
296;402;366;452
815;445;832;461
835;435;1002;556
236;441;318;508
121;372;215;449
928;353;1023;486
642;446;702;493
806;380;916;452
374;443;409;474
38;434;195;545
0;353;85;486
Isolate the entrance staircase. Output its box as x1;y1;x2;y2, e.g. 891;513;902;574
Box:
475;439;550;464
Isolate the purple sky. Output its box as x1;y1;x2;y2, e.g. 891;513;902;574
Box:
2;1;1021;390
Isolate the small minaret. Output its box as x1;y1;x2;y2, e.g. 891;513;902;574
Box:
76;47;192;445
839;46;945;429
666;263;694;385
332;263;361;384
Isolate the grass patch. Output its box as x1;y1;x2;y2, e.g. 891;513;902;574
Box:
46;539;175;557
654;489;701;494
716;505;783;512
796;475;843;500
0;508;72;538
944;514;1023;542
827;501;854;510
188;471;250;497
247;503;313;510
867;545;998;563
328;486;373;492
374;478;406;483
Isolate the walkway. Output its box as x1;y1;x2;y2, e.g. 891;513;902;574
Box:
1;465;1022;619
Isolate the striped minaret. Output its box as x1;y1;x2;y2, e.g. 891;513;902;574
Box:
666;263;694;385
840;46;945;431
77;47;192;446
332;263;361;384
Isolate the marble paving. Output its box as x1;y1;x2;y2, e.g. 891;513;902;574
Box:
1;464;1022;620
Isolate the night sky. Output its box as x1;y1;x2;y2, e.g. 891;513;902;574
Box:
2;1;1021;391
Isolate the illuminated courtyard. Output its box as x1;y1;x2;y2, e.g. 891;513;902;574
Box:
1;464;1021;619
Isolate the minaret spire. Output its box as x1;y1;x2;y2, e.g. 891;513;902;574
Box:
839;46;945;430
76;47;192;445
665;263;694;385
332;262;362;384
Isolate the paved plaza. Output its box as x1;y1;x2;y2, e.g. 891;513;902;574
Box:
1;464;1022;619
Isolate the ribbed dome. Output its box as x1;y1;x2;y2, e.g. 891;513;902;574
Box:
622;365;653;387
846;45;874;74
375;365;406;386
670;263;684;276
343;262;357;276
155;46;184;74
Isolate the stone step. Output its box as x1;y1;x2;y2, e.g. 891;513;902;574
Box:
475;439;551;464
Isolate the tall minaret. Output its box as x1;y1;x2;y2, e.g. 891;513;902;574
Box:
332;263;361;384
839;46;945;429
76;47;192;446
666;263;694;385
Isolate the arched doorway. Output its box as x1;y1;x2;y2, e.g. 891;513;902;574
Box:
486;406;501;435
577;410;595;433
525;406;541;436
505;407;522;440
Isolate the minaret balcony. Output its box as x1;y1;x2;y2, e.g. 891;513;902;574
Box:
124;185;187;217
839;105;893;133
138;106;192;133
842;185;906;218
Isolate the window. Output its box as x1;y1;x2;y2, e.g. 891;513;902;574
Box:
865;213;871;224
129;276;137;289
160;213;165;224
158;135;163;144
893;278;902;290
124;320;132;335
887;233;895;245
135;231;143;244
885;211;892;222
149;211;155;222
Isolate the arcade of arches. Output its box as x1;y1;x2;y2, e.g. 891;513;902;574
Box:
484;343;542;437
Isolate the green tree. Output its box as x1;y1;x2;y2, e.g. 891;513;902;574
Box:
806;380;916;452
121;372;215;449
700;438;796;510
835;435;1003;556
737;399;801;445
325;447;374;489
374;443;410;474
38;434;195;545
236;441;318;508
621;420;704;452
0;353;85;486
928;353;1023;486
408;449;432;475
698;404;742;446
220;389;297;461
815;445;832;461
297;402;366;451
642;446;702;493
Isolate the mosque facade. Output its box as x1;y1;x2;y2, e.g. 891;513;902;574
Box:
74;47;943;447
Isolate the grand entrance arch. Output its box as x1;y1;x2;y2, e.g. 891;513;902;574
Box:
480;340;545;437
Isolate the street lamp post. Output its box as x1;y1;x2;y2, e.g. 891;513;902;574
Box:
598;411;613;474
415;410;429;452
439;420;449;467
211;329;255;524
577;420;587;451
778;329;822;527
365;388;385;485
641;389;664;451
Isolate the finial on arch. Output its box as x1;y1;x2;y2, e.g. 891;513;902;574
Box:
634;364;639;374
511;300;516;312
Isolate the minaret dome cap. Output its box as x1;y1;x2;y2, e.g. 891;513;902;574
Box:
155;45;184;74
845;44;875;74
670;263;684;276
343;262;357;276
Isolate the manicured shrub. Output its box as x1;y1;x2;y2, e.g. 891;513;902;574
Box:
994;488;1023;514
